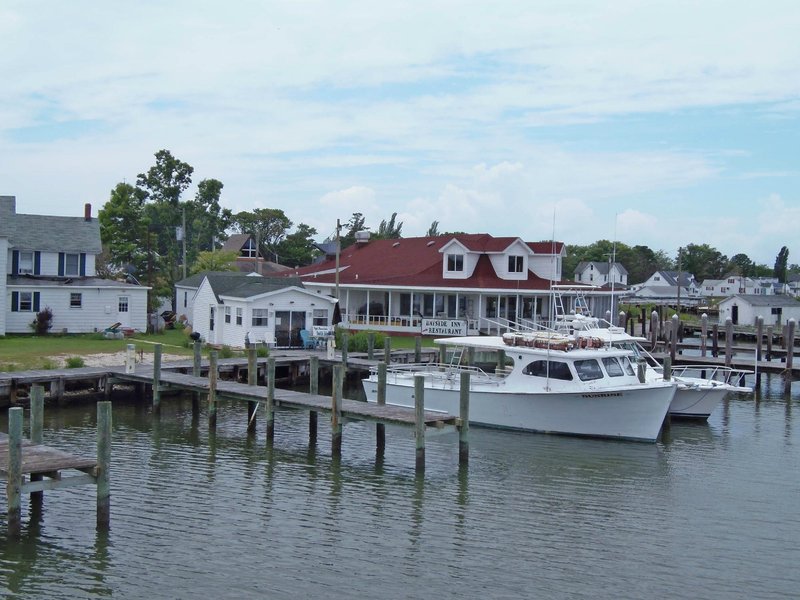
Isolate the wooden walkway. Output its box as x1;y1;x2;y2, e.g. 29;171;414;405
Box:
0;432;97;481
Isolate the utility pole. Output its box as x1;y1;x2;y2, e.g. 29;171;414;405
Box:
676;247;682;315
181;207;187;280
255;230;261;276
335;218;341;300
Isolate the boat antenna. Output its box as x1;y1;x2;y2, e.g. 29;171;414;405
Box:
610;214;617;326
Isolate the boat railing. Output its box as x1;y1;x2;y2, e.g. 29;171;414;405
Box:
654;364;753;385
369;362;505;386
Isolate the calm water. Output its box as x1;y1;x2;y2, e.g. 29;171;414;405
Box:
2;375;800;599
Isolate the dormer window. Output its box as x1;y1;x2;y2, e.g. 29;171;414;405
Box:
242;238;258;258
18;251;33;275
64;253;80;276
508;255;524;273
447;254;464;272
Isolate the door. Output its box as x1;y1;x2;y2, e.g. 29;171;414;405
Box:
731;304;738;325
117;296;130;327
275;311;307;347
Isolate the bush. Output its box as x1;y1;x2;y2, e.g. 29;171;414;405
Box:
335;329;385;352
30;307;54;335
41;358;58;370
256;346;269;358
219;345;234;359
65;356;85;368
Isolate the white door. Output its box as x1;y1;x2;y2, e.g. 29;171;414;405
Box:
118;296;130;327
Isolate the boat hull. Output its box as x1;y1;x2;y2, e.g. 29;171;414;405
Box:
363;377;675;442
669;382;738;420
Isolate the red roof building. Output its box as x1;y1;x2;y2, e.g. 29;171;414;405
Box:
287;233;576;335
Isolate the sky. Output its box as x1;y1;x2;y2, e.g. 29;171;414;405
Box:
1;1;799;267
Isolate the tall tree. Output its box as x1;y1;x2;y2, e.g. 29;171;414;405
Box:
680;243;728;282
374;212;403;239
774;246;790;283
277;223;320;267
232;208;292;260
728;253;754;277
190;250;239;274
426;221;440;237
185;178;233;265
340;212;366;247
98;182;150;278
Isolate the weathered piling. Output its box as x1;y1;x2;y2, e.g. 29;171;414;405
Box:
663;355;672;381
266;357;276;442
7;407;23;537
152;343;162;411
30;384;44;501
376;362;387;454
619;311;626;331
700;313;708;357
309;355;319;445
640;310;646;337
96;401;111;530
192;341;202;408
756;316;764;388
650;310;658;349
786;319;796;393
637;358;646;383
497;349;506;373
331;365;344;457
208;351;218;429
341;332;349;366
414;375;425;473
670;315;679;361
414;336;422;363
767;326;774;361
383;338;392;363
712;324;719;357
367;332;375;360
459;372;470;466
246;347;257;432
725;318;733;368
439;345;447;365
466;347;475;367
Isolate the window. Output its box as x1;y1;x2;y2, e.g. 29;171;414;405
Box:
447;254;464;272
654;276;661;281
602;357;624;377
508;255;524;273
252;309;268;327
236;307;243;326
728;278;736;284
522;360;573;380
313;309;328;326
241;238;258;258
19;292;33;312
574;359;604;381
118;296;129;312
209;306;215;331
70;293;82;308
65;253;80;276
18;251;34;275
224;306;231;324
183;291;188;308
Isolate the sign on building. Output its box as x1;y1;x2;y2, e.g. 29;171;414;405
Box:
421;318;467;336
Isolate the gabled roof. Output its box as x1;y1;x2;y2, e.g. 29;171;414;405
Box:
221;233;257;254
290;234;565;291
176;271;246;289
194;272;304;302
720;294;800;307
657;271;695;287
575;261;629;275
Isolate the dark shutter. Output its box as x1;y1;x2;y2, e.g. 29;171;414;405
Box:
11;291;18;311
12;251;18;275
34;251;41;275
79;253;86;276
33;292;40;312
58;253;65;276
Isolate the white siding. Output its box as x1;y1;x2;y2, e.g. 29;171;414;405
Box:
529;254;561;281
0;238;7;334
190;279;220;344
5;285;147;333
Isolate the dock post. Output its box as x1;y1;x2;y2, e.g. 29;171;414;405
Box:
96;401;111;531
192;341;202;409
663;355;672;381
497;349;506;373
266;357;276;442
309;356;319;445
459;372;470;466
341;332;349;367
640;308;646;337
712;324;719;357
29;384;45;503
367;332;375;360
246;347;257;432
384;338;392;363
414;336;422;363
670;315;679;362
467;347;475;367
637;358;647;383
619;311;626;331
767;326;774;361
7;407;23;538
439;345;447;366
376;362;387;455
208;351;218;430
701;313;708;357
414;374;425;474
650;311;658;350
756;316;764;388
331;365;343;458
152;343;162;412
659;357;672;439
785;319;795;393
725;318;733;368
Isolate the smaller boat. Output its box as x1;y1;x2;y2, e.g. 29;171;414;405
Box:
363;333;676;442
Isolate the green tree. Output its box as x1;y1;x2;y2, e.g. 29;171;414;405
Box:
190;250;239;274
340;212;366;247
98;182;150;278
426;220;440;237
774;246;790;283
680;243;728;282
728;253;754;277
185;178;233;265
232;208;292;260
277;223;320;267
374;212;403;239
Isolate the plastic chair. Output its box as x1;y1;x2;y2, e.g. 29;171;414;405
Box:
299;329;316;349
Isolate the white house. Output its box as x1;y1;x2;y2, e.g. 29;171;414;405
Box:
718;294;800;327
574;261;628;287
700;274;774;297
631;271;702;304
178;271;337;348
1;196;148;335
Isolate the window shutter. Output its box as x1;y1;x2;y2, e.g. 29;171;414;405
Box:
79;253;86;276
34;251;41;275
33;292;40;312
58;253;65;276
12;251;19;275
11;291;18;312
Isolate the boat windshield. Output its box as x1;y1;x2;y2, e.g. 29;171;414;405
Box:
574;359;604;381
522;360;573;381
602;357;625;377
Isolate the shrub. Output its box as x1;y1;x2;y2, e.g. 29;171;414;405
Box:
256;346;269;358
30;307;54;335
335;329;385;352
219;345;234;359
65;356;85;368
41;358;58;370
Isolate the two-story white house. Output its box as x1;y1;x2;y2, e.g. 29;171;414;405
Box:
574;261;628;288
1;195;148;335
630;270;702;304
288;232;618;335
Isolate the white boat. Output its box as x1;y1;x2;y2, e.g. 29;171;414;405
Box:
362;333;676;442
558;313;752;420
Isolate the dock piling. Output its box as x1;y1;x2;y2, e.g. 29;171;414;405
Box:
208;351;218;430
367;332;375;360
152;343;162;411
30;384;44;502
756;316;764;388
96;401;111;531
192;341;202;409
767;326;774;361
266;357;276;442
246;347;257;432
459;372;470;466
341;332;349;366
309;356;319;445
7;407;23;538
332;365;343;457
383;338;392;363
377;362;387;455
786;319;795;393
414;375;425;473
701;313;708;357
725;318;733;368
414;337;422;363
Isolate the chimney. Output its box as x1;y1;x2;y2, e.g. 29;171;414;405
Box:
84;203;92;221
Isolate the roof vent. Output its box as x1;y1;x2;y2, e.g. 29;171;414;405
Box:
355;230;370;244
426;240;435;246
393;242;400;247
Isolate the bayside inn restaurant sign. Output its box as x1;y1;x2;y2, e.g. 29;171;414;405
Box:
421;319;467;337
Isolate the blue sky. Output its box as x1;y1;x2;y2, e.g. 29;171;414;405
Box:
1;1;798;266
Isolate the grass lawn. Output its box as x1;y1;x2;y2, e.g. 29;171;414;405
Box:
0;329;196;372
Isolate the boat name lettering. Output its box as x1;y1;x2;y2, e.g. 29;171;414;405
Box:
581;392;622;398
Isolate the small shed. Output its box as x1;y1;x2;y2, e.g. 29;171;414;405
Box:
718;294;800;327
